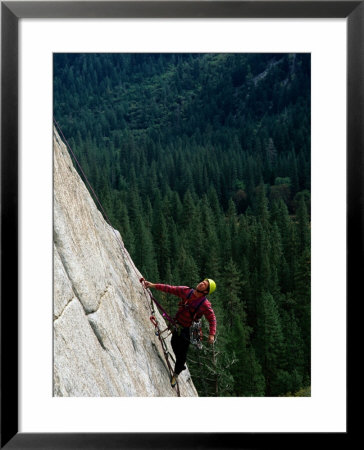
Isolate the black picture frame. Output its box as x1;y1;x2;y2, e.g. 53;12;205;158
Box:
1;1;359;448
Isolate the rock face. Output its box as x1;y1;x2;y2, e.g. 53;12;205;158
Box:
53;128;198;397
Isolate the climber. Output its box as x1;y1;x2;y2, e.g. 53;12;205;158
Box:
142;278;217;388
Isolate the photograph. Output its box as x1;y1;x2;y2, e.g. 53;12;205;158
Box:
53;52;311;398
2;0;356;446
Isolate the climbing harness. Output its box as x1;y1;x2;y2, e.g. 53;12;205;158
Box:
147;285;207;349
53;119;181;397
177;289;207;349
190;320;203;350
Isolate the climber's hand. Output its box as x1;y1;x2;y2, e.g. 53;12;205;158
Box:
143;280;155;289
208;335;215;345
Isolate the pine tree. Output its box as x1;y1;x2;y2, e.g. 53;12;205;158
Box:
217;215;232;266
281;309;305;383
287;150;299;195
115;198;135;256
127;186;143;225
269;222;283;300
207;186;222;219
295;193;310;254
227;319;265;396
256;223;272;292
200;195;220;279
255;291;286;395
151;197;171;281
133;215;159;281
285;218;299;293
187;334;236;397
255;183;270;228
186;211;204;275
180;190;197;228
176;244;199;287
293;246;311;379
220;258;243;328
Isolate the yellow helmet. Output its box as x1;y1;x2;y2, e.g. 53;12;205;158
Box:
204;278;216;295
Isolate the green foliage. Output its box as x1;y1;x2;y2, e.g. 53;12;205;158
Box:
275;177;291;186
54;53;311;397
255;291;286;395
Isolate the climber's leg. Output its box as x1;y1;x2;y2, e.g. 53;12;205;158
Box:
171;327;190;375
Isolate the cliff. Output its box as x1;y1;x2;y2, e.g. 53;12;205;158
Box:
53;127;198;397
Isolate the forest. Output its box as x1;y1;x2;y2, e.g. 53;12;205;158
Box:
54;53;311;397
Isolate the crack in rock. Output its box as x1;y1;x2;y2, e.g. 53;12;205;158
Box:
85;284;112;316
88;319;107;351
54;296;76;321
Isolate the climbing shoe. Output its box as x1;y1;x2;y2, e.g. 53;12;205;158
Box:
170;374;178;388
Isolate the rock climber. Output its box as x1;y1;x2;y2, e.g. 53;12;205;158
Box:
142;278;217;388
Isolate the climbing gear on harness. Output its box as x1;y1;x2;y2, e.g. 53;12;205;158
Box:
188;290;207;319
176;289;207;348
177;289;207;319
139;278;180;395
150;315;158;328
190;320;203;349
150;315;171;338
204;278;216;294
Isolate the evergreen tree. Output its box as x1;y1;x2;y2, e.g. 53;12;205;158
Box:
115;198;135;256
220;258;243;328
151;198;170;281
187;333;236;397
255;183;270;228
281;309;305;383
255;291;286;395
293;246;311;378
295;193;310;254
227;319;265;396
176;244;199;287
134;215;159;281
256;223;272;293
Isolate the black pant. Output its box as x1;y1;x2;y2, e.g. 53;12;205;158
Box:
171;327;190;375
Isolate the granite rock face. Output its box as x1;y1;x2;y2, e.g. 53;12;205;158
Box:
53;128;198;397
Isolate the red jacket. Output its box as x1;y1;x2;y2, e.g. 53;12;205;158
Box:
154;284;217;335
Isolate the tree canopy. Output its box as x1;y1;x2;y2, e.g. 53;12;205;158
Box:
54;53;311;396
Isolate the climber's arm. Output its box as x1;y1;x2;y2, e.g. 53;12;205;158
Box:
143;280;189;298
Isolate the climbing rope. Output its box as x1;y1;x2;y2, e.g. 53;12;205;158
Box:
140;278;181;396
53;118;181;396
